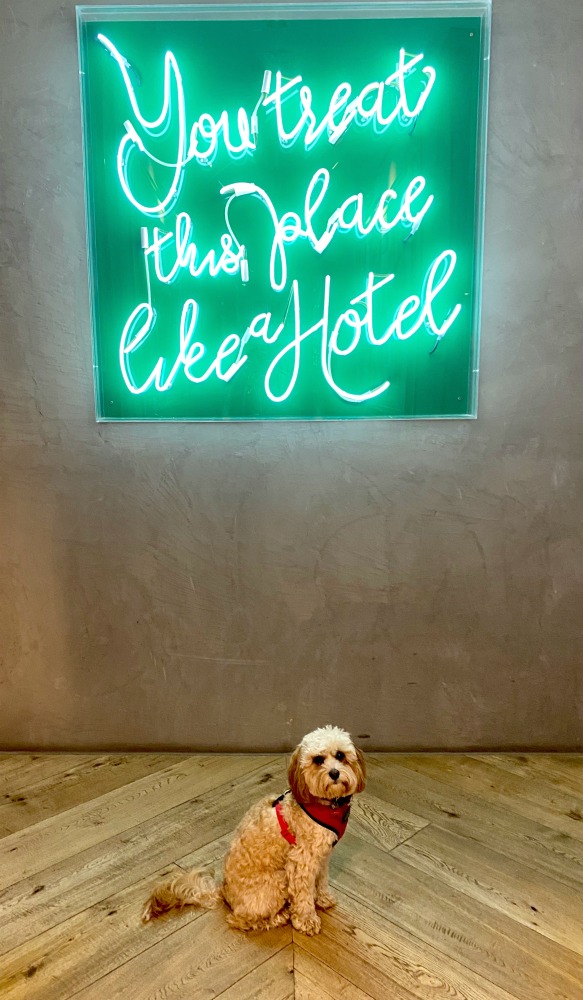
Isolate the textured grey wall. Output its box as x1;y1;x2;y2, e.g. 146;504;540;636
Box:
1;0;582;750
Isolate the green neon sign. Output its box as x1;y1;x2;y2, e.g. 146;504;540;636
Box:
77;2;491;420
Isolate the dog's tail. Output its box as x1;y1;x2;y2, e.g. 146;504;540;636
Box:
142;870;222;922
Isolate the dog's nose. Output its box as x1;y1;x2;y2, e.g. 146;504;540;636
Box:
329;769;340;781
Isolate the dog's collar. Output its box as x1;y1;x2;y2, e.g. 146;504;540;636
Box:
329;794;352;809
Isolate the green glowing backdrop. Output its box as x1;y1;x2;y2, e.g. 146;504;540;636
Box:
78;3;490;420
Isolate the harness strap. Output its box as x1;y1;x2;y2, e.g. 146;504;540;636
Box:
273;794;296;845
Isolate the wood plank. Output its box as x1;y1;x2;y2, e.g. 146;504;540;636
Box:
69;908;291;1000
349;791;428;853
0;754;190;836
365;756;583;888
294;973;335;1000
470;754;583;798
397;755;583;840
394;824;583;957
294;948;377;999
332;834;583;1000
0;754;277;891
213;945;294;999
0;866;203;1000
298;891;520;1000
0;756;97;797
0;762;285;956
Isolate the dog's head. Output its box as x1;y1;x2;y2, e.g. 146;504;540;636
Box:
287;725;366;804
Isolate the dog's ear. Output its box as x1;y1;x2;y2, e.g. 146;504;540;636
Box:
352;745;367;793
287;746;310;803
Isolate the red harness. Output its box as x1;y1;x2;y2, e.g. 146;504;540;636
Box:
273;792;352;846
274;798;297;845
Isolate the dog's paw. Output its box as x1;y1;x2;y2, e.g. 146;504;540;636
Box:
292;911;321;936
315;892;336;911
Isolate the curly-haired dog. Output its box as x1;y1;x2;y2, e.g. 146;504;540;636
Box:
142;725;365;936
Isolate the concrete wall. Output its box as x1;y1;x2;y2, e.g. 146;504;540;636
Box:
1;0;582;751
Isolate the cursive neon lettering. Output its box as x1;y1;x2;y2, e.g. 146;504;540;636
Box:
118;256;461;401
145;213;243;284
221;170;433;289
95;32;464;415
99;36;437;215
263;50;436;147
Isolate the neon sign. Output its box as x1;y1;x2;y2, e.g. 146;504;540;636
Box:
78;3;491;420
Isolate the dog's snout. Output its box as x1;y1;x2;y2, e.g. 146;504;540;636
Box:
329;768;340;781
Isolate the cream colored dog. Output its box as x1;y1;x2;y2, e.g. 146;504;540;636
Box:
143;725;365;936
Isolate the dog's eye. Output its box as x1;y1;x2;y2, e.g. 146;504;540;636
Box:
335;751;345;762
313;755;325;766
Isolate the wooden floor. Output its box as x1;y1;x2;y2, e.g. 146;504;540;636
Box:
0;753;582;999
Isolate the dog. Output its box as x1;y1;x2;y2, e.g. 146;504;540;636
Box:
142;725;365;935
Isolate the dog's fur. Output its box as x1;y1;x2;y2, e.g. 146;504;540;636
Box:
142;725;365;935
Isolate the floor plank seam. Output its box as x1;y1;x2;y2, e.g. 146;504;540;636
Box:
426;818;583;892
0;863;189;965
211;939;293;1000
0;755;195;840
329;878;526;997
391;822;583;948
369;761;583;891
61;911;210;1000
385;825;430;854
293;939;381;1000
384;758;583;841
0;756;282;894
333;876;583;999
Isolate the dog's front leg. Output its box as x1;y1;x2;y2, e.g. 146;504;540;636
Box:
286;847;323;936
315;856;336;910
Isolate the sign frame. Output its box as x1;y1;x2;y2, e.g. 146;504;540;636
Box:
77;1;491;422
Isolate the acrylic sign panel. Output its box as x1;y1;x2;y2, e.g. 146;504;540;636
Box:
77;3;490;420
